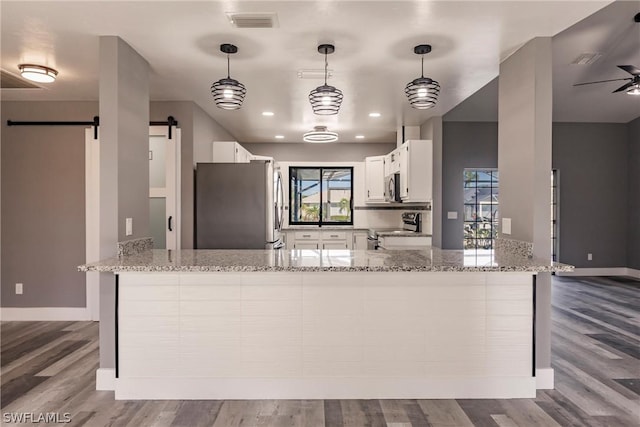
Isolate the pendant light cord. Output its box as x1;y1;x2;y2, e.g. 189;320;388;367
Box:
421;55;424;78
227;54;230;78
324;51;328;85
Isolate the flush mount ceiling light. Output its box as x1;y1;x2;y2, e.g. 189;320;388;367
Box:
211;44;246;110
405;44;440;109
303;126;338;143
308;44;343;115
627;81;640;95
18;64;57;83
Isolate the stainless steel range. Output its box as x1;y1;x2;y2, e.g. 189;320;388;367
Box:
367;212;428;250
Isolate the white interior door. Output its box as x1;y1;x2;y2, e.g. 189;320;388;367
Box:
149;126;181;250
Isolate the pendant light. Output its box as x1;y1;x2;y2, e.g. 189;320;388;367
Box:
309;44;343;115
405;44;440;109
211;44;246;110
18;64;58;83
303;126;338;143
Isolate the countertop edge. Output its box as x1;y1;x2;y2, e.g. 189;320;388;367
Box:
78;265;572;273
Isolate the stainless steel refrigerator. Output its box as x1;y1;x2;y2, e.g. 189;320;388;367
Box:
195;161;284;249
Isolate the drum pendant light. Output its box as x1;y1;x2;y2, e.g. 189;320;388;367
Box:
405;44;440;109
309;44;343;115
211;44;246;110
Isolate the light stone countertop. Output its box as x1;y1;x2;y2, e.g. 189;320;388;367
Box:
78;248;573;273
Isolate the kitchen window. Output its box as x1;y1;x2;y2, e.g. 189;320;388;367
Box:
289;167;353;226
463;169;499;250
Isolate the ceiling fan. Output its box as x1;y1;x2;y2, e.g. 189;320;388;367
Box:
573;65;640;95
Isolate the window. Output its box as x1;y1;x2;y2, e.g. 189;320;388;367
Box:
289;167;353;225
463;169;499;250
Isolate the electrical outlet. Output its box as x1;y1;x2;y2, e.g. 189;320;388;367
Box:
502;218;512;235
126;218;133;236
15;283;23;295
587;253;593;261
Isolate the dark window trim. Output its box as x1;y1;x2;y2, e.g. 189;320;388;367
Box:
289;166;354;226
463;168;499;250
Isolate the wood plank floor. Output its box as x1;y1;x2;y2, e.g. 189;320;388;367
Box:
1;275;638;426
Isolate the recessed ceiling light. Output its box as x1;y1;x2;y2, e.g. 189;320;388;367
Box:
262;111;274;116
355;135;365;139
18;64;58;83
368;112;381;118
275;135;285;139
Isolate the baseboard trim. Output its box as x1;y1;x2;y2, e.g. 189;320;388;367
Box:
557;267;637;277
114;377;536;400
96;368;116;391
536;368;554;389
626;268;640;279
0;307;90;321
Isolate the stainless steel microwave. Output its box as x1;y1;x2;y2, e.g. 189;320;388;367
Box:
384;173;401;203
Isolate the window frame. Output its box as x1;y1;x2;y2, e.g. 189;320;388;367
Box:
463;168;499;250
289;166;354;226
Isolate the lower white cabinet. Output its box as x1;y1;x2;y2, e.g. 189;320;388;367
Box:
352;231;368;250
295;242;320;250
286;230;353;249
322;242;348;249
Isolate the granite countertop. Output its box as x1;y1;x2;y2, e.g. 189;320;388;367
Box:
375;230;432;237
78;248;573;273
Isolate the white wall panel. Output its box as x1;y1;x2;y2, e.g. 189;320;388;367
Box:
116;271;535;398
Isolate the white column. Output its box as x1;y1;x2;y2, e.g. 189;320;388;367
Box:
98;36;150;371
498;37;553;383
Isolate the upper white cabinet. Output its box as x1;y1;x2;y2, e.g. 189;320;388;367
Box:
364;155;386;203
388;148;401;174
212;141;253;163
399;139;432;203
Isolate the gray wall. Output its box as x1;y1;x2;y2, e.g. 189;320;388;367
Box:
1;101;95;307
193;105;234;164
629;117;640;270
242;143;396;162
440;122;499;249
553;123;629;268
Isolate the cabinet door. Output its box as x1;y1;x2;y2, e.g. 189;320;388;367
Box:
322;242;348;249
294;241;319;250
353;232;368;250
399;143;409;199
365;156;386;203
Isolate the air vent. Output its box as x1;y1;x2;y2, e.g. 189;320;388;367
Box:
297;69;334;79
1;69;42;89
226;12;278;28
571;52;602;65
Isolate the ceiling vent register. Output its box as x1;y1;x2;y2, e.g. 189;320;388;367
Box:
226;12;279;28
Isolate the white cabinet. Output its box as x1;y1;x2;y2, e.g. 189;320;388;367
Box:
352;231;368;250
212;141;253;163
288;230;352;249
322;231;349;249
364;156;386;203
388;148;401;174
399;139;432;203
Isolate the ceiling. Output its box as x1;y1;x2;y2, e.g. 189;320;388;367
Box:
2;0;633;144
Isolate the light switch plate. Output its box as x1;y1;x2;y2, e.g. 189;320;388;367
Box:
502;218;512;235
447;211;458;220
126;218;133;236
15;283;23;295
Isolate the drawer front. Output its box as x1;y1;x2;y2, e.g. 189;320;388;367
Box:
295;231;320;240
323;231;347;240
323;242;348;250
294;241;319;250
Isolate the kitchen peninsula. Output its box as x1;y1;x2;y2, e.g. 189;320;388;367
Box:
80;247;571;400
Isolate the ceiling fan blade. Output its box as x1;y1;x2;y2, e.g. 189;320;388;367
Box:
612;82;634;93
617;65;640;76
573;77;631;86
